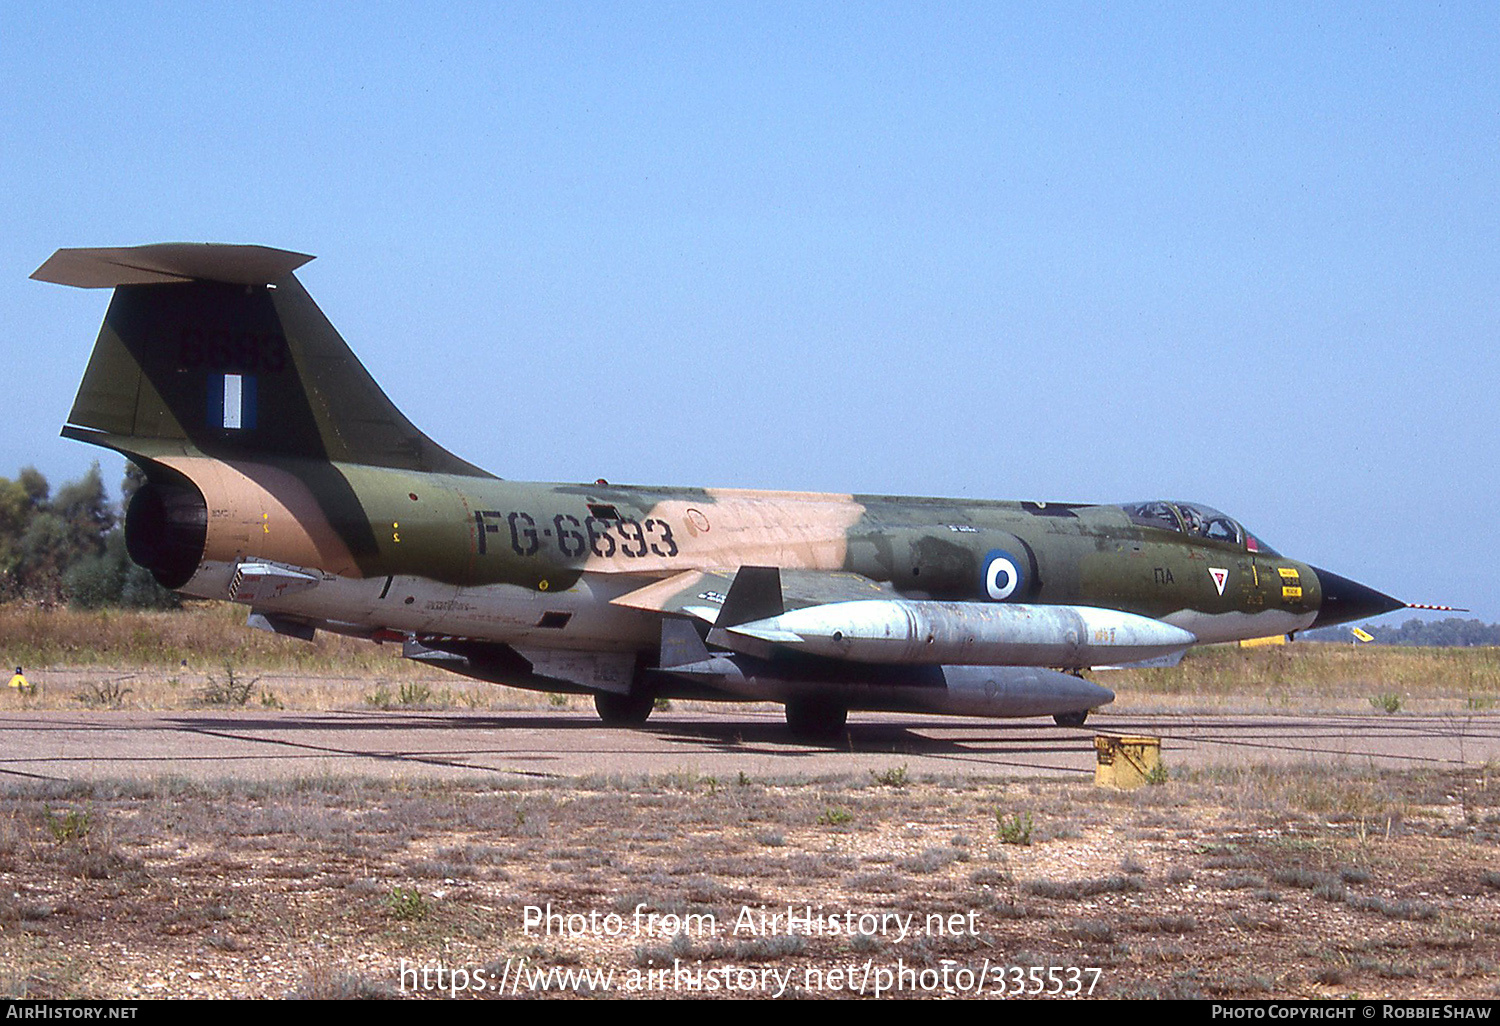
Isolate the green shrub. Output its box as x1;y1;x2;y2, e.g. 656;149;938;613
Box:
197;663;256;705
398;682;432;706
996;811;1034;846
386;887;428;921
870;765;910;788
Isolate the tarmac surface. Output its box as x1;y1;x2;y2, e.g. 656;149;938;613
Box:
1;708;1496;783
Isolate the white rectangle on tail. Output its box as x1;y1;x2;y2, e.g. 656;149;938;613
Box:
223;374;243;429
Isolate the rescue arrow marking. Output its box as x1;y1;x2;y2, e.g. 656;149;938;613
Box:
1209;567;1228;596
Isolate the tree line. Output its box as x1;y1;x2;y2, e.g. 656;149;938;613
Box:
0;463;178;609
1301;618;1500;647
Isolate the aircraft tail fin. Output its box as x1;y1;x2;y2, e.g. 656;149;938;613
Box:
35;243;492;477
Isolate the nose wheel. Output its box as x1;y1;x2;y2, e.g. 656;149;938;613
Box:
1052;710;1090;728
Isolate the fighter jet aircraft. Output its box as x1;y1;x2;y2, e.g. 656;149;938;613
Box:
33;243;1408;735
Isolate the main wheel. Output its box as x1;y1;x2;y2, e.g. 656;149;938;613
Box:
1052;709;1090;728
785;699;848;739
594;690;654;726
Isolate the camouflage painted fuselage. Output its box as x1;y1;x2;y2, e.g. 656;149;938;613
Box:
148;460;1321;649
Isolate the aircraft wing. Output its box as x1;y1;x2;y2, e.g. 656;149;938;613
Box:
610;567;893;623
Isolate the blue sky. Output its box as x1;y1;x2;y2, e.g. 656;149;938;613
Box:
3;4;1497;619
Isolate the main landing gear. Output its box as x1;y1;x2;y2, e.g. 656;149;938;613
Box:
593;690;654;726
784;698;848;740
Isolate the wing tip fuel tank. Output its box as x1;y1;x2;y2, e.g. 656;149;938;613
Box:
724;599;1196;668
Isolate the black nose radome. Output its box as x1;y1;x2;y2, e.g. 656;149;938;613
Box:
1309;567;1405;629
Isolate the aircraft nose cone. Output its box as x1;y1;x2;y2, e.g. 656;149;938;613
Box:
1309;566;1405;629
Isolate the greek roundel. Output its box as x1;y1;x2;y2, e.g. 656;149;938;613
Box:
982;549;1026;601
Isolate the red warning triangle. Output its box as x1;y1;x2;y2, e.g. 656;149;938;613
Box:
1209;567;1229;596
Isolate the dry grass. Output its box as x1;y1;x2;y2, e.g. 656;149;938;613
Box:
1099;642;1500;713
0;601;585;712
0;601;404;673
0;765;1497;999
4;667;598;714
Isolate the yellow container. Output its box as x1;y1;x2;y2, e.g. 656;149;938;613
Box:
1094;734;1162;789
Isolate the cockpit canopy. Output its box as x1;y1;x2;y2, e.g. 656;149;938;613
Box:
1117;501;1279;556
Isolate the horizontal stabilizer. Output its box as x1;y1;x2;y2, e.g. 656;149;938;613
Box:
32;243;314;288
45;241;493;478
